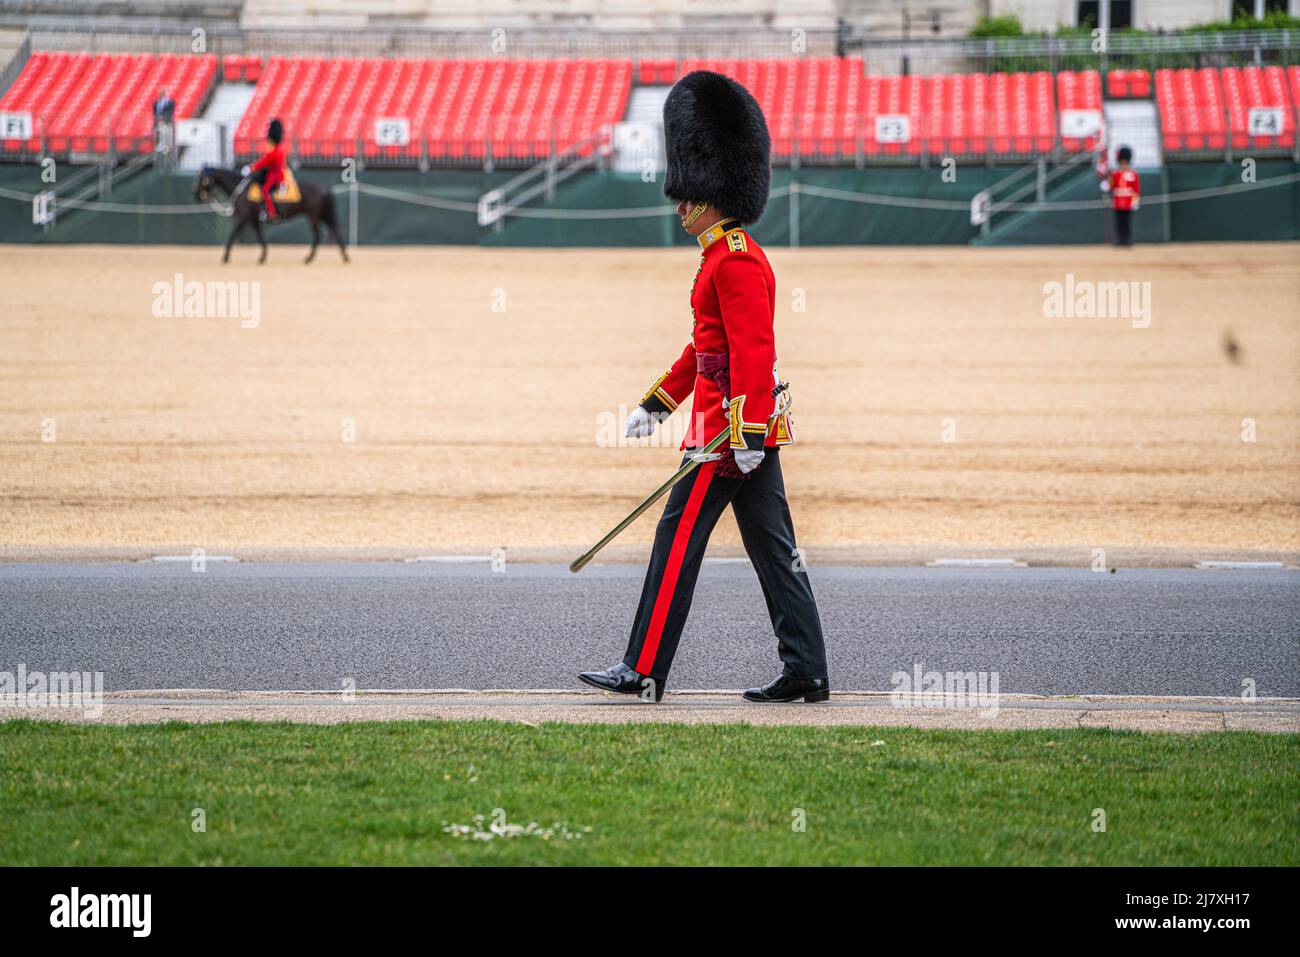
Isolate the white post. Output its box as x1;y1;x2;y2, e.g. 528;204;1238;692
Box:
789;180;800;248
349;179;359;249
1098;0;1111;72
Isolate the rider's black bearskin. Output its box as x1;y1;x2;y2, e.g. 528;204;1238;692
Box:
267;118;284;145
662;70;771;225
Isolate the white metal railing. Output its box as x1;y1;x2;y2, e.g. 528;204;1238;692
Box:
30;148;160;230
477;124;613;229
971;147;1099;237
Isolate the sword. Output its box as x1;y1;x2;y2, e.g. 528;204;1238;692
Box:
568;426;730;574
569;383;791;574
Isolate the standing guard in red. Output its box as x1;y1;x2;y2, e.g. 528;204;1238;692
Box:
1098;145;1141;247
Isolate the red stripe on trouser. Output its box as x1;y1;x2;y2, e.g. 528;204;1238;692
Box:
635;461;716;675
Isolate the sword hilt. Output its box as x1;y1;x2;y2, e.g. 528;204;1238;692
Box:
771;380;792;415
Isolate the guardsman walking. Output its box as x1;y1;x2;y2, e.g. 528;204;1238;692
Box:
578;71;829;704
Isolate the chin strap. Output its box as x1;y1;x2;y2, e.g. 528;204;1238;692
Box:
682;202;707;229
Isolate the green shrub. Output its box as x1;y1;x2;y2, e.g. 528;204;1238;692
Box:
969;15;1025;38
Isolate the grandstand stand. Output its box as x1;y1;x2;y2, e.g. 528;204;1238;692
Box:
1221;65;1293;150
1155;65;1295;155
0;51;216;155
5;43;1293;169
1056;69;1103;152
227;55;1093;166
637;59;677;86
222;54;264;84
233;57;632;163
1107;69;1151;99
1157;67;1227;152
683;58;858;159
675;60;1066;161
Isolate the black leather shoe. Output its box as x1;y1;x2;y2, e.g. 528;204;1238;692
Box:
742;674;830;703
577;662;665;702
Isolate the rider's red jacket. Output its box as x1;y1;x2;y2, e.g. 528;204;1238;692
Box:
637;219;794;451
251;144;287;178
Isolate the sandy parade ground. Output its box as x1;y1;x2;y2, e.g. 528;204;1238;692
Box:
1;242;1296;562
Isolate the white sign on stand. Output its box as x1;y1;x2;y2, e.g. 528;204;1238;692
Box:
1248;107;1284;137
0;111;33;140
611;121;663;174
32;190;53;226
374;117;410;147
1060;110;1102;139
875;115;910;143
175;119;211;148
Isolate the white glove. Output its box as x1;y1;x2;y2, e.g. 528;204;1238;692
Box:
1098;179;1111;192
733;448;765;474
625;405;662;438
1130;197;1140;210
241;165;251;176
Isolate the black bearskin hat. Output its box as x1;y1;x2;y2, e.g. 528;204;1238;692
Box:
663;71;771;224
1116;145;1133;162
267;117;284;144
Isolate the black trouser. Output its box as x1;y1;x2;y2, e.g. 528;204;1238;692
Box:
1114;208;1133;246
622;446;828;684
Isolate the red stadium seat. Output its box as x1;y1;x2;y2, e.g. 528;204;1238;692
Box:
638;59;675;86
0;51;216;156
1056;69;1102;152
674;57;868;162
1221;65;1293;150
36;52;1285;169
854;69;1066;160
234;56;632;164
1107;69;1150;98
1153;66;1286;155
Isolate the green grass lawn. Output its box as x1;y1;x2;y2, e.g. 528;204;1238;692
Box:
1;719;1295;865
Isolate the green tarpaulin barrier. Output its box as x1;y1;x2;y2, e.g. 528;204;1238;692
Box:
1;160;1295;246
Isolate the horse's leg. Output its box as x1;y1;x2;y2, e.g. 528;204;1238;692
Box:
253;220;268;264
223;218;245;264
305;215;319;264
322;195;349;262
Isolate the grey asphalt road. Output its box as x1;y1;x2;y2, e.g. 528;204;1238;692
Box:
0;562;1296;696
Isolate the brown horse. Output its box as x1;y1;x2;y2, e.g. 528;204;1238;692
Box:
195;165;348;265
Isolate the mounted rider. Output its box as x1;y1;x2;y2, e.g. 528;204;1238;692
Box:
242;117;287;223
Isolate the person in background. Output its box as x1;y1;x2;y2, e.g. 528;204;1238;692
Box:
152;88;175;156
1098;145;1140;247
241;118;286;223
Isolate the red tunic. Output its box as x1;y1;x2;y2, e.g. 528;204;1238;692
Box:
251;144;287;178
639;219;794;451
1109;168;1140;211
